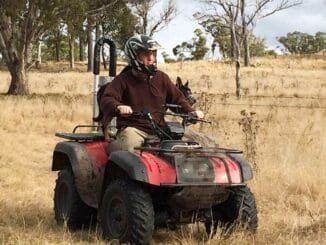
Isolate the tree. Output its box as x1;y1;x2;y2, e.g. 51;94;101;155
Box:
128;0;177;36
172;29;209;61
248;35;266;56
196;0;302;97
197;0;301;66
161;51;174;63
241;0;302;66
85;0;124;71
315;32;326;53
191;29;209;60
62;0;88;68
42;25;70;61
173;42;193;61
78;24;87;61
196;1;242;97
0;0;64;95
278;31;326;54
100;1;138;48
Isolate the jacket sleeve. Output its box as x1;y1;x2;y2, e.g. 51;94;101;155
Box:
99;77;124;120
164;74;195;113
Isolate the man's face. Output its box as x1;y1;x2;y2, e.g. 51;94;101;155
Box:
137;50;156;65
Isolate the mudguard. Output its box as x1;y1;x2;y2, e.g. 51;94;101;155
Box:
228;153;253;181
101;151;176;186
52;141;108;208
108;151;149;182
97;151;177;205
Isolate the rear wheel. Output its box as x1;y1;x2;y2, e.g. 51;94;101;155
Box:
100;179;154;245
205;186;258;235
54;169;96;229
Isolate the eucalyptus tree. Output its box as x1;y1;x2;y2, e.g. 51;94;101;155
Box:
0;0;64;95
278;31;326;54
128;0;177;37
196;0;302;97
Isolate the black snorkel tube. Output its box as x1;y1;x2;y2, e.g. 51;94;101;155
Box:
92;38;117;126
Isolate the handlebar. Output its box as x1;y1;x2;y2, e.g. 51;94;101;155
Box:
119;107;210;124
165;111;211;124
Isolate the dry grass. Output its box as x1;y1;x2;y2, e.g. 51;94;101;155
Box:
0;56;325;244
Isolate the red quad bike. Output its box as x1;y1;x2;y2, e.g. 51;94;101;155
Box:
52;38;258;244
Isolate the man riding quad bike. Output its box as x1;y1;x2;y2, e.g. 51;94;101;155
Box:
52;36;258;245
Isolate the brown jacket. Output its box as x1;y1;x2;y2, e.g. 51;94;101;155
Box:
100;69;194;134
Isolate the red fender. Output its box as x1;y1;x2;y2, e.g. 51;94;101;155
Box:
84;141;109;168
211;156;242;184
134;151;176;185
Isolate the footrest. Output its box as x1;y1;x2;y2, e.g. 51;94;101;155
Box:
55;132;105;141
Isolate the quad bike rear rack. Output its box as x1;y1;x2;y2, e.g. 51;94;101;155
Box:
55;125;105;141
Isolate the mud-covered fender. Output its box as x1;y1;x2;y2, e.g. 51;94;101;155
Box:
108;151;149;182
228;153;253;181
97;150;176;200
52;141;106;208
96;150;149;205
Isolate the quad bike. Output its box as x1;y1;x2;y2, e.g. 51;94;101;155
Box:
52;38;258;244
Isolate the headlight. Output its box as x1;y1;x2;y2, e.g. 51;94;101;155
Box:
182;164;194;174
198;163;209;174
175;155;215;183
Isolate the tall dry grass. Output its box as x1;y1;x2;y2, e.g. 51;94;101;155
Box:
0;56;325;244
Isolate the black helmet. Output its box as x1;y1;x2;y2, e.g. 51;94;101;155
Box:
124;35;161;75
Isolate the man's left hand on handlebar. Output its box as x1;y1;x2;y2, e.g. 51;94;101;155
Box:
191;110;204;119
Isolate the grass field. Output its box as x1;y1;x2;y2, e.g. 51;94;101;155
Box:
0;56;325;244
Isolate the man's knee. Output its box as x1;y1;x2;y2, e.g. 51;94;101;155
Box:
117;127;145;152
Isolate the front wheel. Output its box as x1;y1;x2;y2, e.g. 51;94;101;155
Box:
205;186;258;235
100;179;154;245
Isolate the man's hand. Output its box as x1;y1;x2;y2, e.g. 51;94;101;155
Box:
191;110;204;119
117;105;133;114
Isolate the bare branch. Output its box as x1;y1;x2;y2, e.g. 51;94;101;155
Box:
245;0;302;25
259;0;302;19
149;0;177;36
130;0;177;36
86;0;119;17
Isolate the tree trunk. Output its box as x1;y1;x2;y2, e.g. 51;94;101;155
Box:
143;12;148;35
7;62;29;95
1;34;30;95
230;12;241;98
241;0;250;66
55;28;61;62
87;17;95;72
243;37;250;66
95;23;101;41
69;34;75;69
235;56;241;98
55;40;60;62
230;27;235;59
37;41;42;68
79;32;85;61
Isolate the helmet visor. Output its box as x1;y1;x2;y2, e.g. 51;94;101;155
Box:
146;39;161;51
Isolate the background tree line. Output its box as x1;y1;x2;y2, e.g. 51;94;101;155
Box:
1;0;324;97
0;0;176;95
278;31;326;54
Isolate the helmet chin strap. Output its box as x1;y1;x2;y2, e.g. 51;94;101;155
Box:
135;58;157;75
140;63;157;75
